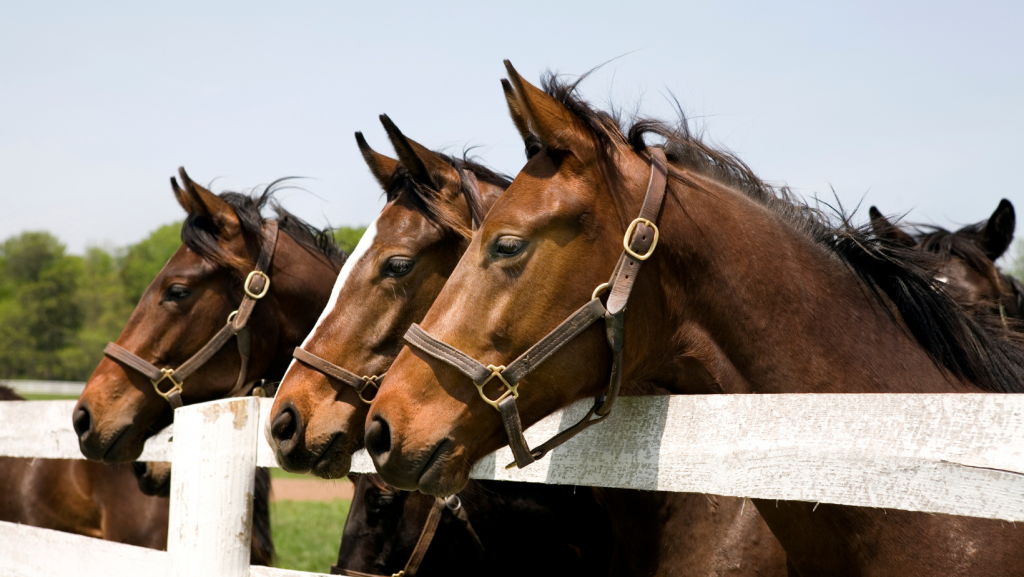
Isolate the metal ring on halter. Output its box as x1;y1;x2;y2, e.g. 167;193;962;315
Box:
623;217;659;261
358;376;381;405
227;310;239;324
592;283;610;301
151;368;184;401
475;365;519;410
244;270;271;299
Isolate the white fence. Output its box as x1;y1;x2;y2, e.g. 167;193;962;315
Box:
1;394;1024;576
4;380;85;396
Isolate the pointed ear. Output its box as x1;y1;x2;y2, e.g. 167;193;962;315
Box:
355;132;400;191
379;115;457;190
979;198;1015;260
503;60;596;160
869;206;915;246
502;78;543;159
171;167;241;238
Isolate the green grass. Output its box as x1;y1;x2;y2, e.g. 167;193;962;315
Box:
19;393;80;400
270;467;312;480
271;499;350;572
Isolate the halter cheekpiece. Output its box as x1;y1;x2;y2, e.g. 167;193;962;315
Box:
102;221;280;410
403;148;669;469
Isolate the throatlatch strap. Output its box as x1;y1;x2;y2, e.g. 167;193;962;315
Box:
102;221;279;411
402;148;669;469
331;497;448;577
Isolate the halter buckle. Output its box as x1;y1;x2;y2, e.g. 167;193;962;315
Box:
358;375;381;405
623;218;659;261
151;368;184;402
476;365;519;410
244;270;271;299
392;572;405;577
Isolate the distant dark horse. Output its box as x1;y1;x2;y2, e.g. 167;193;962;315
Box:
368;62;1024;576
269;116;785;575
0;385;168;548
73;169;346;564
870;199;1021;321
336;473;613;577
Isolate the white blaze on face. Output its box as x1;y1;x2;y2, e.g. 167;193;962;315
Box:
281;216;381;378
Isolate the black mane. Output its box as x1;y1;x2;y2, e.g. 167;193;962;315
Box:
0;384;23;401
383;152;511;239
180;179;347;271
540;73;1024;394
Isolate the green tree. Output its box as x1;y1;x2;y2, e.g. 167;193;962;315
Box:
121;222;182;304
333;226;367;253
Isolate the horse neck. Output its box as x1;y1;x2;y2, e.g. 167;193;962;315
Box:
631;173;959;394
262;229;340;375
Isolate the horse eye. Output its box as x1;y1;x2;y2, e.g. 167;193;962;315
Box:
382;257;414;278
494;236;527;257
367;492;396;514
164;284;191;302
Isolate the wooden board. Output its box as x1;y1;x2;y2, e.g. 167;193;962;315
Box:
0;520;168;577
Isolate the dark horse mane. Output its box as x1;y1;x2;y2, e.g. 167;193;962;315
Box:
916;222;1001;277
0;384;23;400
384;152;512;240
540;73;1024;394
181;179;347;272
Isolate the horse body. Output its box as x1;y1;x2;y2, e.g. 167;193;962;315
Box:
365;63;1024;575
0;386;168;548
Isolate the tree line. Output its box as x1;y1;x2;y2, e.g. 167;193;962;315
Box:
0;224;365;382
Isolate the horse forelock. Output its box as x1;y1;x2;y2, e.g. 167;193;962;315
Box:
538;71;1024;394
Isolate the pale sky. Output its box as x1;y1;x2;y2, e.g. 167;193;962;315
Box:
2;1;1021;261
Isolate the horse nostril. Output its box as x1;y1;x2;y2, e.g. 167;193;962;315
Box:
365;415;392;460
72;405;92;439
270;404;304;455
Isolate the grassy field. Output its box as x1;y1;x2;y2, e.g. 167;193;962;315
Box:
18;393;80;400
271;499;350;572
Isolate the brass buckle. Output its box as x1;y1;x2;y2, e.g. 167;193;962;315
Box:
392;572;405;577
151;368;184;402
623;218;659;261
475;365;519;410
244;270;271;299
358;375;381;405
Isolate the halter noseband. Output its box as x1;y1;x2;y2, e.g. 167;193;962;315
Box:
290;163;488;405
102;221;280;410
403;148;668;469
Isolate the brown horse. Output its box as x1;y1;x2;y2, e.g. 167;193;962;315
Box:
869;199;1021;320
73;169;345;564
366;62;1024;576
333;473;613;577
0;385;168;548
269;116;786;575
267;118;507;477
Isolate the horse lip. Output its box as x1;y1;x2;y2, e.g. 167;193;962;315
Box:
310;432;350;478
101;424;136;463
415;438;452;487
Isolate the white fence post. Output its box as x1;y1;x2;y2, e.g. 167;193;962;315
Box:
167;397;259;577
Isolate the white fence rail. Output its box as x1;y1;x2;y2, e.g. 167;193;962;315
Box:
4;380;85;396
1;394;1024;576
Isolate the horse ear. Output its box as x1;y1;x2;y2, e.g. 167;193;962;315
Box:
355;132;399;191
501;78;531;142
171;167;241;239
503;60;596;160
379;115;457;190
869;206;915;247
979;198;1015;260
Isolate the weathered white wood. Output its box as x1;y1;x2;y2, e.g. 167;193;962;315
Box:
0;400;172;460
0;520;169;577
346;394;1024;521
249;566;334;577
168;398;260;577
5;379;86;396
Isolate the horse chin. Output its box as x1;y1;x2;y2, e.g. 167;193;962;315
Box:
310;439;353;480
101;424;148;464
416;455;471;498
133;461;172;497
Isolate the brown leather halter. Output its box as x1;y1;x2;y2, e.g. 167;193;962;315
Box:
332;480;484;577
403;148;668;469
102;222;280;410
290;162;487;405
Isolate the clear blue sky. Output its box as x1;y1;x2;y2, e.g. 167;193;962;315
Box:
2;1;1021;260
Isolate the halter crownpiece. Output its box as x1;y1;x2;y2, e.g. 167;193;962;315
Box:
102;221;280;410
403;147;669;469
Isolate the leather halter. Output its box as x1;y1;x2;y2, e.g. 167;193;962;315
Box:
332;492;484;577
290;164;487;405
404;148;669;469
103;222;280;410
